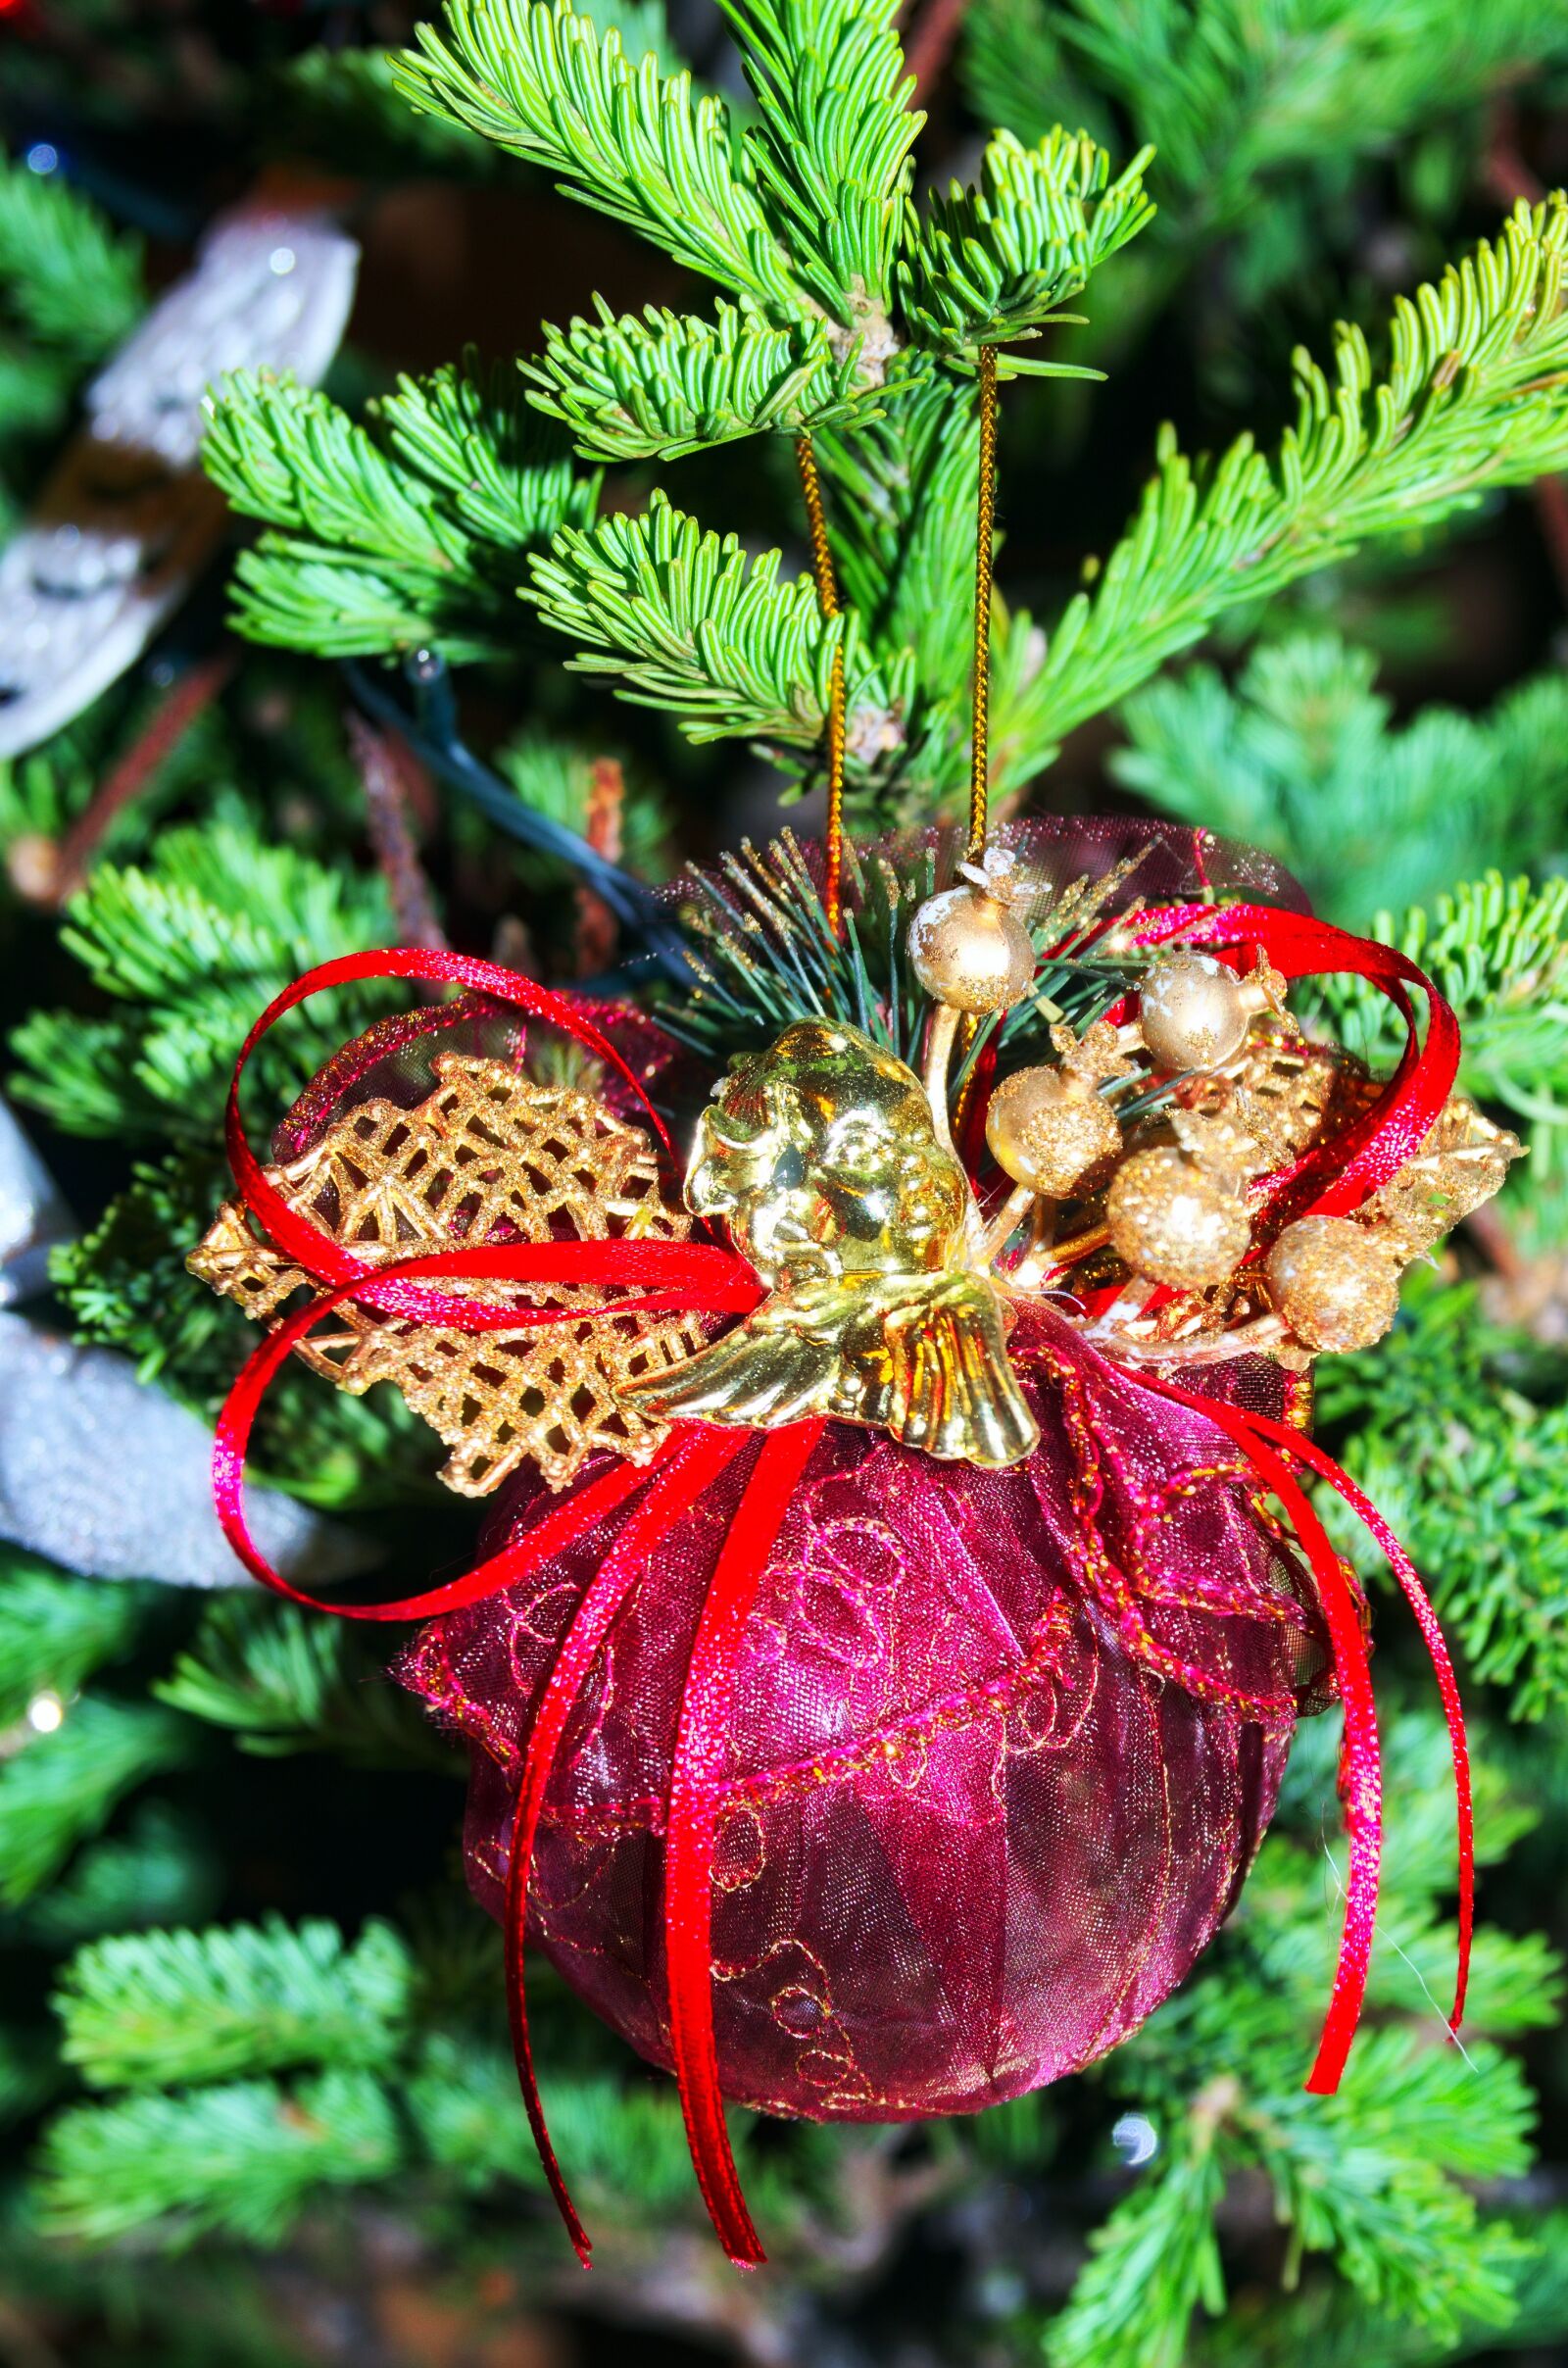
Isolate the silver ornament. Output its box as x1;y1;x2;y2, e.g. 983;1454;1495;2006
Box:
0;1097;74;1308
0;193;359;758
0;1312;370;1590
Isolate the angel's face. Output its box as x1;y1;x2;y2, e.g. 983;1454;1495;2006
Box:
687;1020;971;1283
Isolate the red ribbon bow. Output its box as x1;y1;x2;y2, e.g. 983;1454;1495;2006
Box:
209;917;1471;2267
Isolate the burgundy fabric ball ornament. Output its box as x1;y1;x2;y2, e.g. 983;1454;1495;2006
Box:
401;1310;1326;2126
192;813;1493;2266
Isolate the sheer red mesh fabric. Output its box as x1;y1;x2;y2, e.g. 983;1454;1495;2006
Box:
273;814;1337;2122
399;1303;1329;2120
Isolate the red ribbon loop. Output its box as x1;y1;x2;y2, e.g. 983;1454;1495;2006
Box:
1131;902;1460;1225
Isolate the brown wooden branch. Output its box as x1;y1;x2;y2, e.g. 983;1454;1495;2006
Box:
25;647;238;907
347;711;449;958
903;0;972;105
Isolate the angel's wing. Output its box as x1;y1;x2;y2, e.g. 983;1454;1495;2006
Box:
624;1295;856;1428
882;1273;1039;1467
627;1270;1039;1466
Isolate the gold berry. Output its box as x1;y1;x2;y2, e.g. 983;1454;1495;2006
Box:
1264;1214;1400;1353
986;1066;1121;1197
1105;1146;1250;1289
908;885;1035;1014
1137;952;1249;1072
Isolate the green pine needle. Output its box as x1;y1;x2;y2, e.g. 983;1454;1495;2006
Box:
0;1698;198;1907
395;0;799;310
57;1917;415;2089
37;2069;403;2246
0;151;144;363
527;297;884;461
899;125;1154;361
999;197;1568;775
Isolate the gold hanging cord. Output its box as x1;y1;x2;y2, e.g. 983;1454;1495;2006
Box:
794;433;848;933
797;341;998;932
968;340;999;860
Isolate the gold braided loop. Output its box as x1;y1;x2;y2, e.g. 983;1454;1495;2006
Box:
968;341;1000;860
795;432;848;933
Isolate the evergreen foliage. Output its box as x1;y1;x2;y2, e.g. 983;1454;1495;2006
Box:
0;1699;198;1906
0;149;143;365
1045;1712;1553;2366
10;822;395;1142
1112;637;1568;925
154;1599;456;1765
204;359;598;662
58;1918;414;2089
960;0;1568;259
998;200;1568;770
6;0;1568;2356
1317;1279;1568;1722
0;1554;149;1724
1320;871;1568;1144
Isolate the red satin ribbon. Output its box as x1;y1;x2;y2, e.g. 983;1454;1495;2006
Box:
206;917;1471;2262
503;1425;749;2261
1130;902;1460;1228
664;1419;826;2266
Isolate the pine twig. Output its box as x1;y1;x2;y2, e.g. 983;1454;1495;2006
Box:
1481;105;1568;611
573;756;625;976
346;711;448;957
21;649;238;908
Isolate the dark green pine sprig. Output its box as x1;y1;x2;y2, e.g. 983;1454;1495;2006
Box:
653;830;1145;1074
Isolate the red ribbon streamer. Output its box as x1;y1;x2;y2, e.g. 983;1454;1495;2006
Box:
664;1419;826;2266
504;1425;749;2261
206;915;1472;2261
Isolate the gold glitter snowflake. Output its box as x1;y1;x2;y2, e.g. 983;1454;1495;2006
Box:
189;1053;707;1495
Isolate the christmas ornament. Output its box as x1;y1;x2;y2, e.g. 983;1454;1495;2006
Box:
621;1017;1037;1464
1263;1214;1402;1353
186;353;1512;2269
0;1096;74;1308
984;1021;1129;1202
0;1097;363;1589
0;185;358;758
188;814;1510;2266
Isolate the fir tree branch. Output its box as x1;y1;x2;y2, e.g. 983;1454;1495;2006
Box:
1047;1707;1550;2365
0;152;144;363
16;1801;221;1949
155;1599;456;1768
395;0;799;310
0;1698;198;1905
1318;872;1568;1130
1047;2120;1228;2368
526;488;913;758
57;1918;414;2089
37;2069;403;2245
526;298;881;461
721;0;921;327
898;126;1154;363
0;1554;151;1725
203;362;596;661
1110;637;1568;925
1316;1278;1568;1722
1001;197;1568;775
962;0;1561;244
10;824;395;1145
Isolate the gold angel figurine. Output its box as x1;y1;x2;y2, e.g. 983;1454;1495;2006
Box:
627;1018;1040;1467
